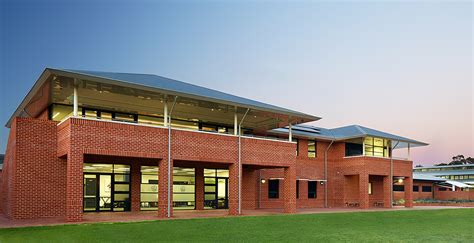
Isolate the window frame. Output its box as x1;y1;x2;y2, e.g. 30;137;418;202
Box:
268;180;280;199
308;181;317;199
307;140;317;158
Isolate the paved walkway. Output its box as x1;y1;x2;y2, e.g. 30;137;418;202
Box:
0;206;468;229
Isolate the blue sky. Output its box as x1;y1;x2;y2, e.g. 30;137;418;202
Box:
0;0;472;165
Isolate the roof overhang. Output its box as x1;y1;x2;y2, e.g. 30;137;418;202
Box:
6;68;321;128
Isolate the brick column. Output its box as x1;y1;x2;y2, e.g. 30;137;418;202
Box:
383;175;392;208
283;166;296;213
131;163;141;212
228;162;239;215
359;173;369;209
158;158;173;218
404;177;413;208
66;150;83;222
195;167;204;210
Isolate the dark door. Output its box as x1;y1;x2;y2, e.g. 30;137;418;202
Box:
204;177;228;209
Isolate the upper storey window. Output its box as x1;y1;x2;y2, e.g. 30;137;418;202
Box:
345;137;391;158
308;140;316;158
364;137;390;158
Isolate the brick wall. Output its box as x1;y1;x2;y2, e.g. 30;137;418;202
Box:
1;118;66;219
1;116;417;221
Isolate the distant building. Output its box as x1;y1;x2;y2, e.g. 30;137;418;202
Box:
403;165;474;201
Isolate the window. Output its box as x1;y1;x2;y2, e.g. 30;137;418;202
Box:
308;181;317;198
173;167;195;209
138;115;164;126
140;166;159;211
438;187;447;191
422;186;432;192
345;143;363;157
364;137;390;158
50;104;73;122
413;186;419;192
308;140;316;158
114;113;137;123
296;180;299;199
368;182;373;195
268;180;279;199
393;185;404;192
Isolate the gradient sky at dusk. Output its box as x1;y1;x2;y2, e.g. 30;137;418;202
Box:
0;0;472;166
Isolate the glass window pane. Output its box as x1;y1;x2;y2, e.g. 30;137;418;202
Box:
51;104;73;122
205;177;216;184
205;186;216;192
364;137;374;146
114;193;129;201
140;193;158;202
101;112;112;120
138;115;163;126
84;109;98;119
84;163;113;173
141;184;159;193
142;174;158;184
115;174;130;182
114;164;130;174
374;138;384;147
216;169;229;178
171;119;199;130
115;184;130;192
115;113;135;122
204;169;216;177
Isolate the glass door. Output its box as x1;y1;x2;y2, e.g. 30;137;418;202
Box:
84;174;97;211
99;174;112;211
204;177;228;209
217;178;228;209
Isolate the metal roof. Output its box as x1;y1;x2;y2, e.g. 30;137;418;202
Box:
411;170;474;177
271;124;428;147
412;173;446;182
413;164;474;170
6;68;321;127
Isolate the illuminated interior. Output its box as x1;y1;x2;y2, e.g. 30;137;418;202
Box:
47;75;297;136
83;163;131;212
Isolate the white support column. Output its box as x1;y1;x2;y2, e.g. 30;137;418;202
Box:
362;141;366;156
407;143;411;159
288;122;292;142
73;79;79;117
164;98;168;127
234;109;238;135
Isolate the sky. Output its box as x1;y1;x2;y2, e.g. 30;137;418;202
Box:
0;0;472;166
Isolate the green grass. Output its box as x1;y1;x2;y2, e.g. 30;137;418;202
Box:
0;209;473;242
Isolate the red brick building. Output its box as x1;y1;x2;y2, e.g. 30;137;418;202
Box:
0;68;427;222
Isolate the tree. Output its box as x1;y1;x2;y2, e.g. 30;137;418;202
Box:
434;155;473;166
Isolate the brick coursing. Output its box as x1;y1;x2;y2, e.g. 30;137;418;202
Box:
0;116;416;221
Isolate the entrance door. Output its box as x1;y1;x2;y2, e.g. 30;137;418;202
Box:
98;174;112;211
216;178;228;209
204;177;228;209
83;174;122;212
84;174;97;211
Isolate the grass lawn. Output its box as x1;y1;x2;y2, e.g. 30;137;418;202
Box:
0;209;473;242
